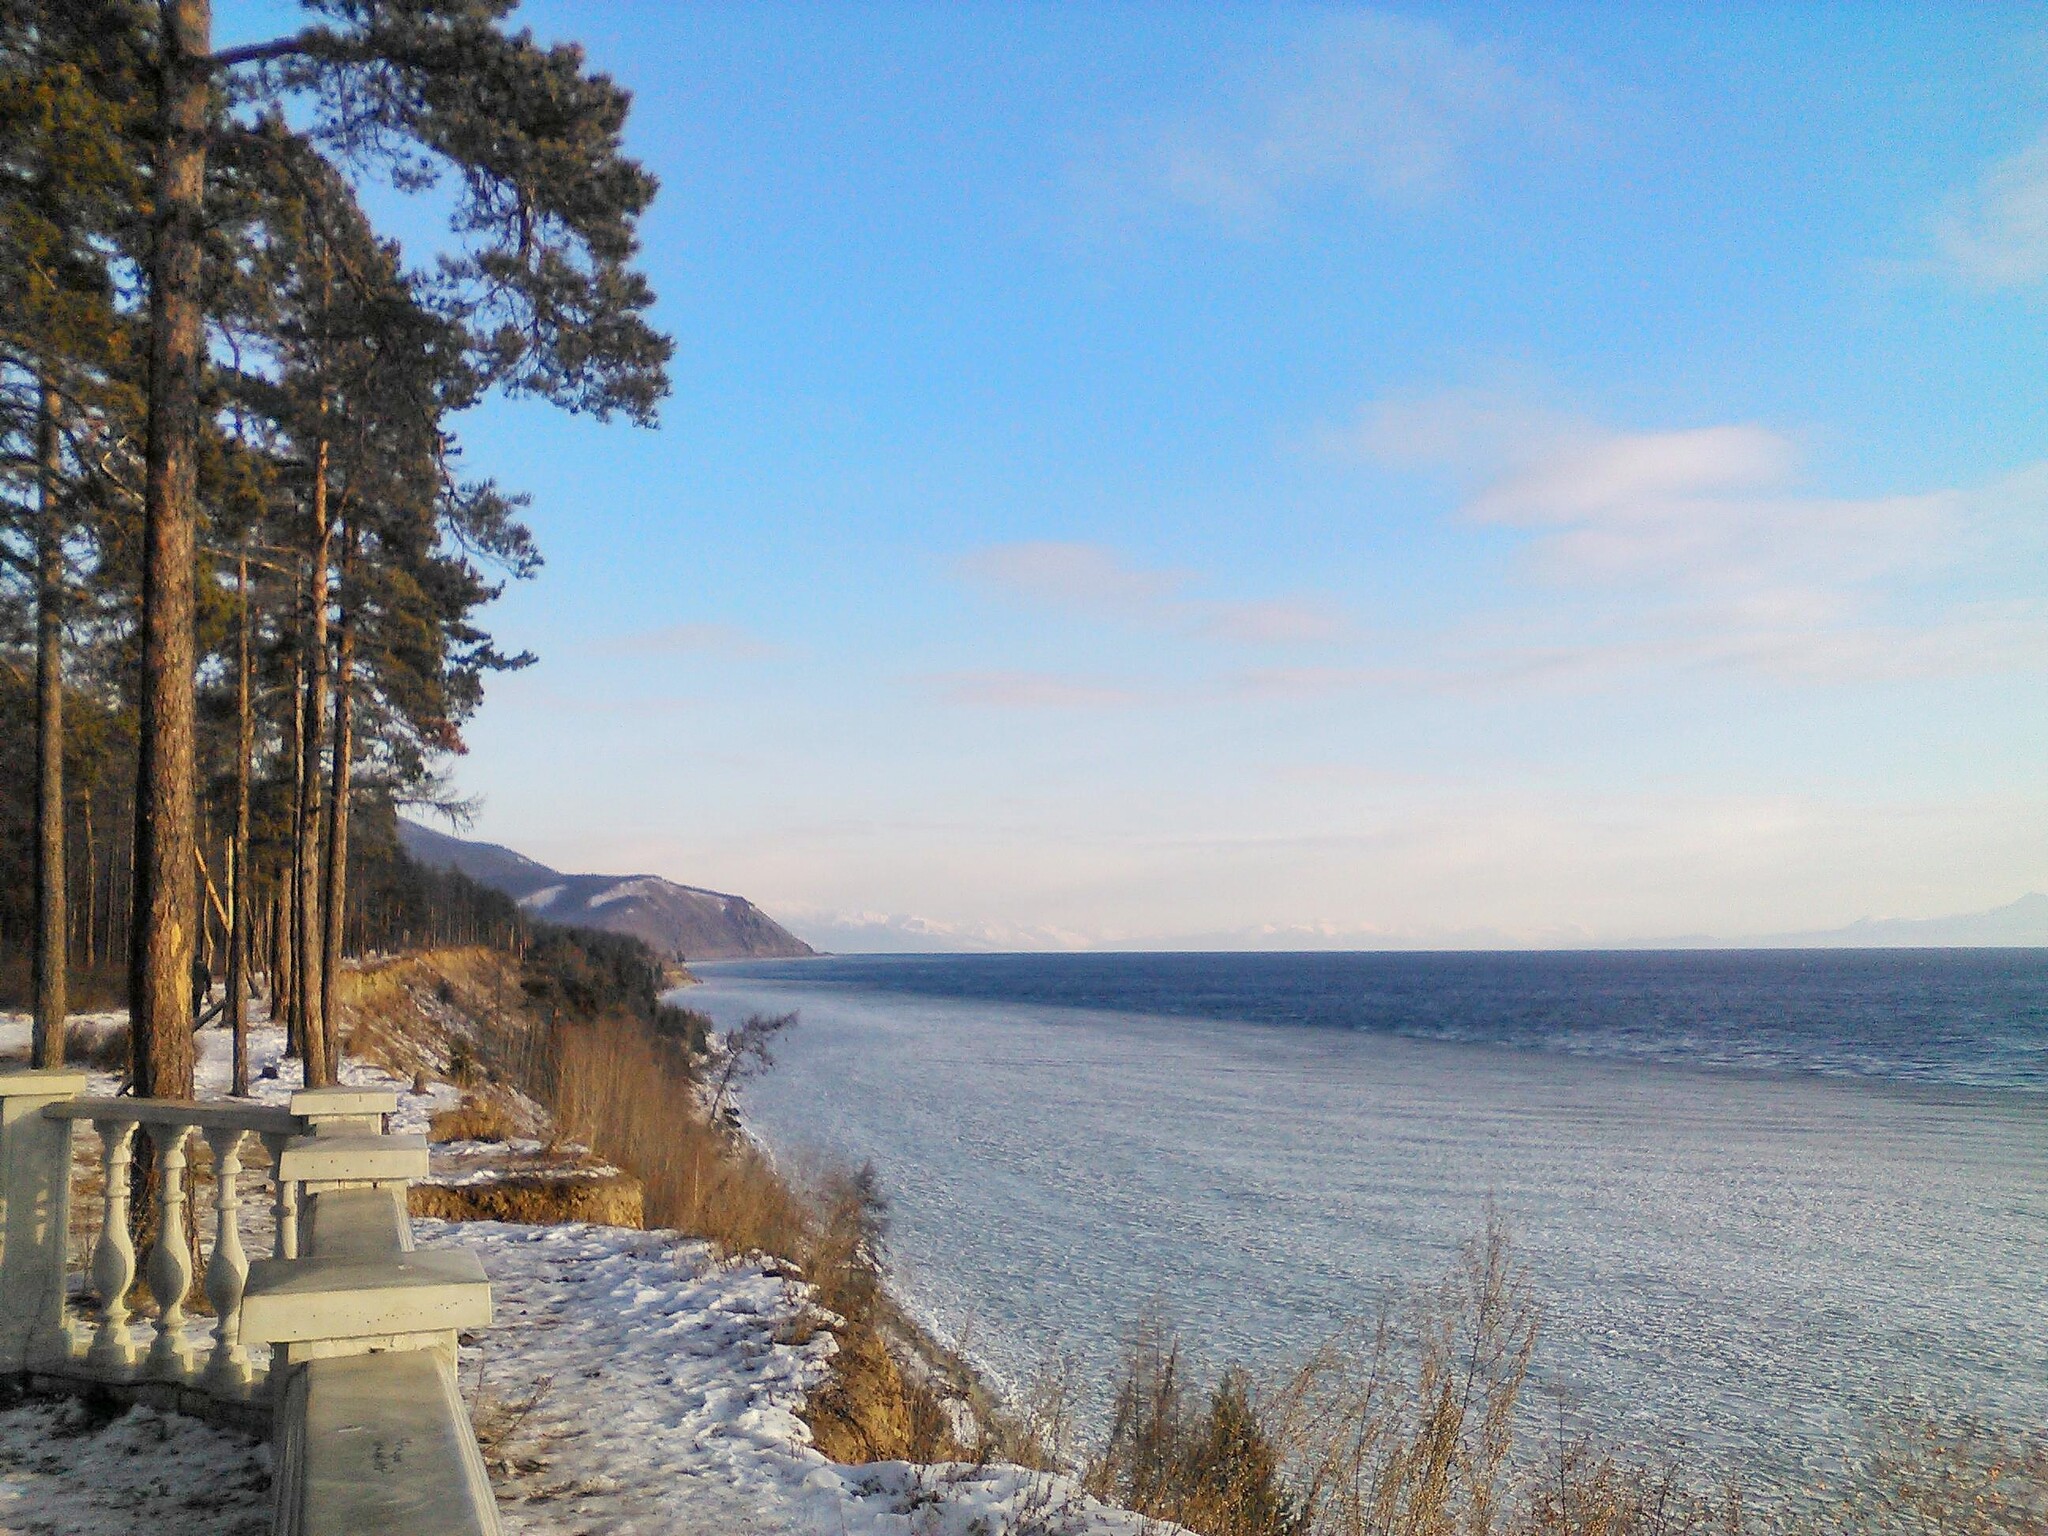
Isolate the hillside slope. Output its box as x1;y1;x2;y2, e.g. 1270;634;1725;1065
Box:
399;821;814;962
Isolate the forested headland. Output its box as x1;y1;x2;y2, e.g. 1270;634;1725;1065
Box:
0;0;670;1096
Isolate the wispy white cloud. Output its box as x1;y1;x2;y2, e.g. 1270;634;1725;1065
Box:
956;541;1348;645
955;542;1183;616
1195;599;1350;645
595;622;782;659
1937;128;2048;287
1230;665;1406;700
1331;390;2048;688
920;669;1145;710
1087;11;1559;230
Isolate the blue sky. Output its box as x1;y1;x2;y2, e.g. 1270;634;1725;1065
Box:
224;3;2048;948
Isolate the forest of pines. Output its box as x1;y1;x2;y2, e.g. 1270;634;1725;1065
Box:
0;1;671;1098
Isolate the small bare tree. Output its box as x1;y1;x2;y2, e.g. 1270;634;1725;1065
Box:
707;1011;796;1122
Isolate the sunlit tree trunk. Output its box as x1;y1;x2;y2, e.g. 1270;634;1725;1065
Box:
227;551;253;1095
318;528;356;1084
283;635;303;1055
294;441;332;1087
32;380;67;1068
131;0;211;1103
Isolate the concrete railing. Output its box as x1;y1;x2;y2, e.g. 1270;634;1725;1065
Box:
0;1070;500;1536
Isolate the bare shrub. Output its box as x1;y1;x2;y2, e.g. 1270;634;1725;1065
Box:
990;1352;1082;1474
1800;1417;2048;1536
1267;1206;1537;1536
1512;1433;1737;1536
1084;1311;1300;1536
65;1020;130;1074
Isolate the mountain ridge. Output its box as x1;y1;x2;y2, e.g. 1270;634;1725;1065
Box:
398;820;815;962
1735;891;2048;949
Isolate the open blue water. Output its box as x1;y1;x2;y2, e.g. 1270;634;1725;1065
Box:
686;951;2048;1486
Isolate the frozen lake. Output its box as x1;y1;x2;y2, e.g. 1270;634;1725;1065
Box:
687;952;2048;1487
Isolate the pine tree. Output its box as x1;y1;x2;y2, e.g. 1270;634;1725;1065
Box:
0;4;146;1066
117;0;668;1095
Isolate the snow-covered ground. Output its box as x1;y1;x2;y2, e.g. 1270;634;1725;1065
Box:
419;1218;1150;1536
0;1394;270;1536
1;1006;1157;1536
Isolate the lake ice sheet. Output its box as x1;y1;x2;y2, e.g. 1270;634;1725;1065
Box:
691;965;2047;1488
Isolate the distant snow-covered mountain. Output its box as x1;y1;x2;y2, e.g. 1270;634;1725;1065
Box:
398;821;814;962
1743;892;2048;949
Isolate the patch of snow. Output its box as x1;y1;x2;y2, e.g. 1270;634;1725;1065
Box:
0;1009;126;1064
0;1395;269;1536
418;1219;1163;1536
588;878;667;910
427;1137;621;1188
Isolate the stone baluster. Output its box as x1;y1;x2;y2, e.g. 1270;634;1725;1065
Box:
0;1071;89;1374
86;1117;139;1372
144;1122;196;1379
202;1127;250;1392
262;1131;299;1259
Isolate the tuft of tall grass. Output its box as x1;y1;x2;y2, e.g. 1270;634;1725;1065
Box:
1267;1205;1536;1536
547;1014;813;1262
429;1095;522;1145
1074;1211;2045;1536
1084;1317;1300;1536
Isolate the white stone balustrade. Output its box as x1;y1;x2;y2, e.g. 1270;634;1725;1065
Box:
1;1070;502;1535
32;1097;302;1408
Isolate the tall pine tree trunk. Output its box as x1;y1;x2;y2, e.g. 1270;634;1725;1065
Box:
294;447;332;1087
132;0;210;1102
283;636;303;1055
32;380;67;1068
80;789;95;971
270;884;289;1035
318;529;355;1085
227;551;253;1096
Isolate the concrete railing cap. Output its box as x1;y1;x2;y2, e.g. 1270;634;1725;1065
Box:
240;1249;490;1345
0;1069;89;1098
290;1087;400;1117
277;1132;429;1185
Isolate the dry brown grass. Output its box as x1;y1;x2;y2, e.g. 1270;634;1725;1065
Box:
548;1015;811;1258
1265;1207;1536;1536
0;960;127;1014
543;1011;956;1464
64;1019;131;1074
429;1095;523;1144
1084;1322;1299;1536
410;1174;644;1227
338;947;542;1087
1796;1419;2048;1536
